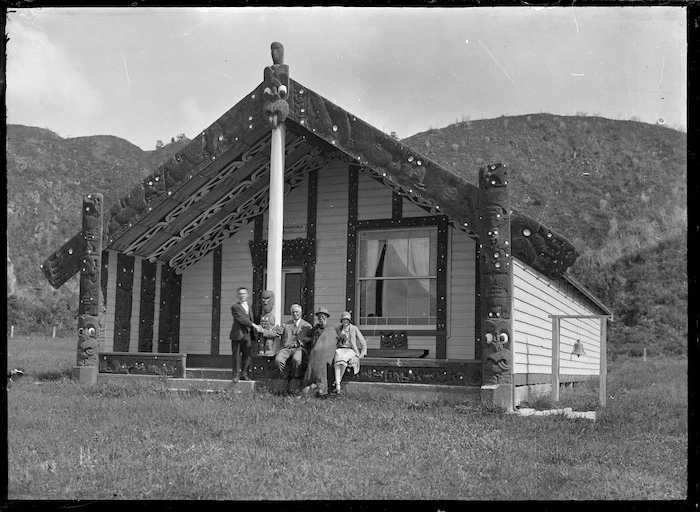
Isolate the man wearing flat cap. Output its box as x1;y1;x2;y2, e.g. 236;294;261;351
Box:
302;306;338;397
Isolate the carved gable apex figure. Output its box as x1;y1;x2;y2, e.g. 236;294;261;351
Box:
263;42;290;128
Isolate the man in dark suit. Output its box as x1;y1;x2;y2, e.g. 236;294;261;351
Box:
230;287;262;382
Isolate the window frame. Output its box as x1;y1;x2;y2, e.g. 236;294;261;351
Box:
356;226;439;330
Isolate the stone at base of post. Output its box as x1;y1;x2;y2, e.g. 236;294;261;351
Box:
72;365;98;384
480;383;513;411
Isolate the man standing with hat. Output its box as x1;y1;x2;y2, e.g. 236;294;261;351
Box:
302;306;338;397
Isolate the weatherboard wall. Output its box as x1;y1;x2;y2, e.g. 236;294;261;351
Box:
179;251;214;355
314;159;350;318
512;259;602;380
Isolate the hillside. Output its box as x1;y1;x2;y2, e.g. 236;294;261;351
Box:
6;116;688;358
403;114;687;358
6;125;188;300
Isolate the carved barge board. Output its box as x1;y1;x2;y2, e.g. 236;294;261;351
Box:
138;259;157;353
41;232;83;289
113;253;135;352
285;78;579;279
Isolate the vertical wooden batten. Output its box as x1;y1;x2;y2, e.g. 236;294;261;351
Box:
158;265;182;353
345;164;360;317
211;245;223;355
138;259;157;353
391;191;402;221
113;253;135;352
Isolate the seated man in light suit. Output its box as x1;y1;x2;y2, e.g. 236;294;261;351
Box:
274;304;313;392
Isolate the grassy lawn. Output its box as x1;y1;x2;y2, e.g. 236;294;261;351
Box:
6;336;688;500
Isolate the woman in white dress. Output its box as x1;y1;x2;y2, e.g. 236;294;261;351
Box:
333;311;367;393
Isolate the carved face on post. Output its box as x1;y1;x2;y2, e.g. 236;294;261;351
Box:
77;315;99;366
261;290;275;314
482;319;512;384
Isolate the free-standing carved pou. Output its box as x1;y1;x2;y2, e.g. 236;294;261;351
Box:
478;164;513;385
77;194;103;368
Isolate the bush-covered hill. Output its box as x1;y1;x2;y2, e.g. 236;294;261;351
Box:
6;125;188;330
403;114;687;359
6;116;687;358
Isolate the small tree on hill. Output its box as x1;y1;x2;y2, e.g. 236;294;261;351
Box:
155;140;164;149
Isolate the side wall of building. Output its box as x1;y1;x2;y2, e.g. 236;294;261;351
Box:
512;259;603;385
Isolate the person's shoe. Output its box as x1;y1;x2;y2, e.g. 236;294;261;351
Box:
239;374;251;381
232;376;240;383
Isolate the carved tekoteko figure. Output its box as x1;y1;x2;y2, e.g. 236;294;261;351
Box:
478;164;513;386
263;42;290;128
77;194;103;369
257;290;284;356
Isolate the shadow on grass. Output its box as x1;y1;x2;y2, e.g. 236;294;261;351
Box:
35;368;73;381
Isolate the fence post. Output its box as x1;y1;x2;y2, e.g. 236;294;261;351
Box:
643;347;647;362
10;325;14;338
52;326;57;339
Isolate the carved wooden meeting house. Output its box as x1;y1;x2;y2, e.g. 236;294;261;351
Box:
42;43;612;408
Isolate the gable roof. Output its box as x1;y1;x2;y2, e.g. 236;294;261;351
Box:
41;77;578;288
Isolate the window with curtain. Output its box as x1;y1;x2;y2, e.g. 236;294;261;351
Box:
358;228;437;326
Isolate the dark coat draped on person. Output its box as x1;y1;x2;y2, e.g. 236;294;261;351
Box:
303;322;338;395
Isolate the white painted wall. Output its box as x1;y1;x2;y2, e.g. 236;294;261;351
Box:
446;226;477;360
357;171;393;221
512;259;602;377
262;177;309;240
179;251;214;355
314;159;349;318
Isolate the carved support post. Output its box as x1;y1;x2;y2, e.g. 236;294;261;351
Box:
477;164;513;410
263;42;290;327
73;194;103;384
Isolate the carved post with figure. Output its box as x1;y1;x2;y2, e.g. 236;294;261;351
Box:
477;164;514;410
263;42;290;326
72;194;103;384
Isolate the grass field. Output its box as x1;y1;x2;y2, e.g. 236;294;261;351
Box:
6;336;688;500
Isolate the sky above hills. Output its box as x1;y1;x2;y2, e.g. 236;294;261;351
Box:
6;6;687;151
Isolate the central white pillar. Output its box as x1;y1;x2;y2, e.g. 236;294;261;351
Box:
266;122;285;325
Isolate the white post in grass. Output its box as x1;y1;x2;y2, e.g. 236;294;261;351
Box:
600;318;607;408
10;325;14;338
643;347;647;362
52;326;57;339
551;317;560;402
